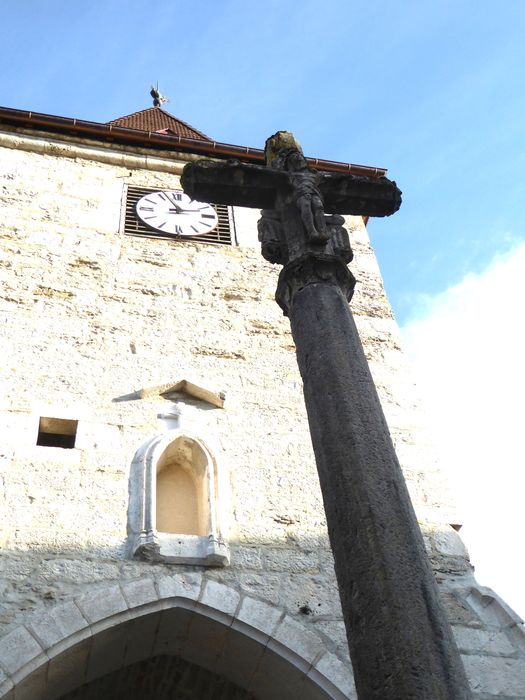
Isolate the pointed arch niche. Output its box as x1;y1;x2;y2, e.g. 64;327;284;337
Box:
128;430;229;566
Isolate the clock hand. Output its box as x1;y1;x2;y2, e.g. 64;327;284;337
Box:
171;205;212;213
164;192;184;210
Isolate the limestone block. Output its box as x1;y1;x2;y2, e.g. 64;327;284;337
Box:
229;545;263;571
312;619;350;660
26;601;87;649
279;573;344;618
463;654;525;696
37;559;120;585
263;548;319;574
272;614;324;665
0;626;42;675
120;578;158;609
235;596;283;639
156;571;203;602
452;625;516;656
433;527;469;558
238;572;282;607
439;590;481;626
0;680;13;698
119;560;174;580
75;584;128;625
0;413;38;447
310;652;356;698
466;585;525;629
345;216;370;247
0;555;36;583
231;206;260;248
199;580;240;617
75;421;122;451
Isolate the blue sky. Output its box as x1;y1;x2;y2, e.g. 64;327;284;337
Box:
2;1;524;617
3;0;525;323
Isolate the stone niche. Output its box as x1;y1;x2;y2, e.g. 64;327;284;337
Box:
156;435;209;537
128;430;229;566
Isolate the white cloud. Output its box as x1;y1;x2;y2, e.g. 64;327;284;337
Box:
401;243;525;620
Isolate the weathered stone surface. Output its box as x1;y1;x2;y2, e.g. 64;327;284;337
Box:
290;282;471;698
0;125;522;699
200;580;240;616
235;596;283;638
272;614;325;664
0;627;42;675
155;572;203;601
312;652;356;697
463;654;525;696
121;579;158;609
75;585;128;624
452;626;516;656
181;133;473;698
26;601;87;648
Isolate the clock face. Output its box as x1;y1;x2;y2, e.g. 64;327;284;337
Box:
135;190;218;237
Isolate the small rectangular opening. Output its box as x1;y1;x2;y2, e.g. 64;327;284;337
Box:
37;417;78;449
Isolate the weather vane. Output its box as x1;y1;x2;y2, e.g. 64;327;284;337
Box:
150;82;169;107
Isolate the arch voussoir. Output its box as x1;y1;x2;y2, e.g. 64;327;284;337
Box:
0;577;355;699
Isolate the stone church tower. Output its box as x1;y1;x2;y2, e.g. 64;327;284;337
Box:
0;102;523;699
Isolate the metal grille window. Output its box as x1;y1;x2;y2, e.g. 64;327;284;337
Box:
123;185;234;245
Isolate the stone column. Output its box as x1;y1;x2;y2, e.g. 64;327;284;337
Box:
278;255;472;699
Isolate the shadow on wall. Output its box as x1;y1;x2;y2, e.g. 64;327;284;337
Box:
0;572;356;700
0;531;524;700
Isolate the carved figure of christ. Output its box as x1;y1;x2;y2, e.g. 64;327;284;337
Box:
181;132;471;700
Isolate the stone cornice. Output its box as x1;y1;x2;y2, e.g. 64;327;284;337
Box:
0;127;194;172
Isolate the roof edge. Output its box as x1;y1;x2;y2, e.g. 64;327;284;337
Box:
0;106;388;177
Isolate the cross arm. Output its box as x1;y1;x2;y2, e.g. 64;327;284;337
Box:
181;152;402;220
318;172;402;217
181;159;289;209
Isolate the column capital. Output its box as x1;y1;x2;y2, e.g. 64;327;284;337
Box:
275;252;356;316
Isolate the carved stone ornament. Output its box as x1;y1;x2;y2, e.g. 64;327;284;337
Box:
127;430;229;567
275;252;356;316
180;137;473;699
181;131;400;315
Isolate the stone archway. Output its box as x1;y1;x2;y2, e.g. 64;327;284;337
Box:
0;576;355;700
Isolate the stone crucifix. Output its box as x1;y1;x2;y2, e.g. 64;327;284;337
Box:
181;132;471;700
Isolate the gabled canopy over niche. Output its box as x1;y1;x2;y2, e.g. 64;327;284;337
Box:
140;379;225;408
128;430;229;566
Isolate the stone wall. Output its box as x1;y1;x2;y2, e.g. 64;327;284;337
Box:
0;127;524;698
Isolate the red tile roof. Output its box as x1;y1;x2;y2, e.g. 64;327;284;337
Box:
107;107;211;141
